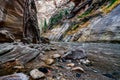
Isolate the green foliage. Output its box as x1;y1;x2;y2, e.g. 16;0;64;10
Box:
49;12;62;26
49;9;69;28
78;9;92;18
78;0;117;18
107;0;117;8
64;9;69;16
43;19;47;32
71;24;79;30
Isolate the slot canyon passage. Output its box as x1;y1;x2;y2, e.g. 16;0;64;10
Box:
0;0;120;80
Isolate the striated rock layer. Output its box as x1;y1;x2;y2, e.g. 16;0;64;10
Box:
77;5;120;42
0;0;25;42
0;0;40;43
42;0;120;43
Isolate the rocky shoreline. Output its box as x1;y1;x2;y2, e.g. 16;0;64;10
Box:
0;42;120;80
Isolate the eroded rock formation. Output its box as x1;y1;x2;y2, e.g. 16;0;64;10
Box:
0;0;40;43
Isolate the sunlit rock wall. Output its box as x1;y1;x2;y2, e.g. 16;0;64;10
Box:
36;0;74;33
41;0;120;43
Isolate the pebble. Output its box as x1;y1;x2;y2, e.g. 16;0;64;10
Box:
72;67;85;73
67;63;75;67
41;51;45;54
45;59;54;65
30;69;45;79
65;67;71;70
67;60;72;63
13;65;24;69
80;59;90;65
93;70;98;73
44;47;51;51
58;73;63;76
47;77;55;80
52;54;61;58
57;77;61;80
61;78;66;80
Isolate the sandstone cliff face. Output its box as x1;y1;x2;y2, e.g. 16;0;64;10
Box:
0;0;40;43
0;0;74;42
0;0;25;42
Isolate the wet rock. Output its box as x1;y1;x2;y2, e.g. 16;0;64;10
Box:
72;67;85;73
103;74;115;79
67;63;75;67
0;44;14;55
45;59;54;65
30;69;45;79
52;54;61;58
80;59;91;66
0;73;29;80
76;73;81;78
38;67;49;73
63;49;87;60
